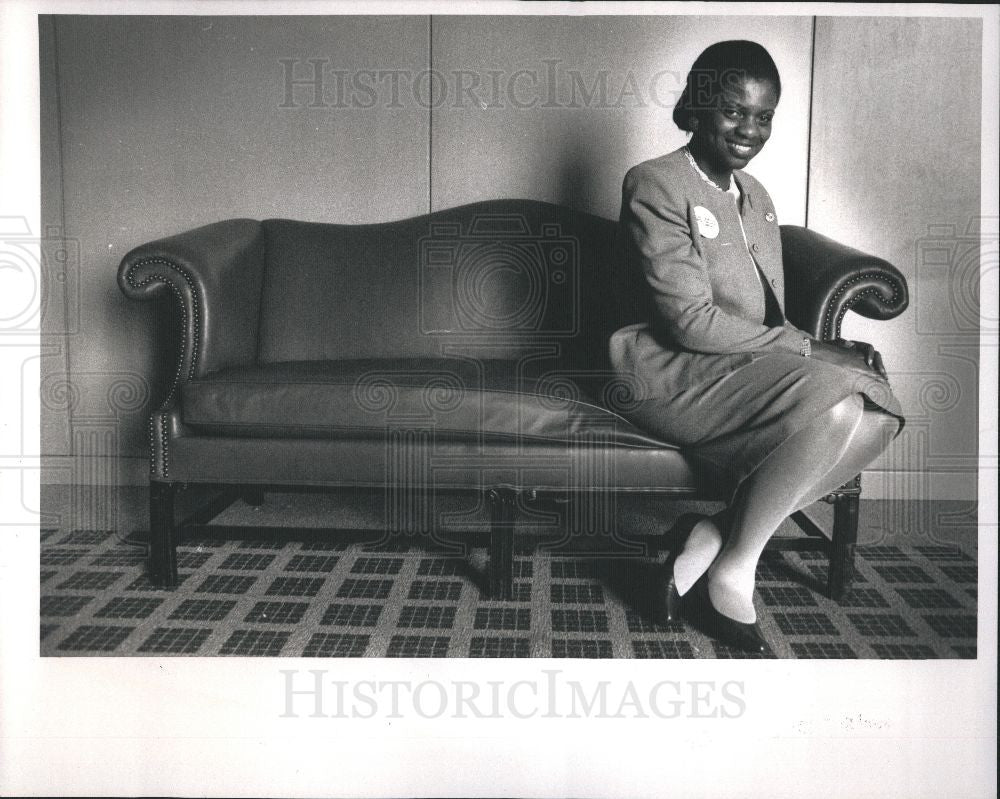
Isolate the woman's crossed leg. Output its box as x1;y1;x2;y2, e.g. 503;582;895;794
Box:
674;395;898;623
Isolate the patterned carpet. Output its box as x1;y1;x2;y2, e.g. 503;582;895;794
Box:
39;494;979;659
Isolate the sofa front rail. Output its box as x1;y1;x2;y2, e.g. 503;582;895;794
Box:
144;480;861;600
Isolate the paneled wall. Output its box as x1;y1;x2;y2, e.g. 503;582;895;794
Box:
40;15;431;489
429;15;812;223
39;14;983;501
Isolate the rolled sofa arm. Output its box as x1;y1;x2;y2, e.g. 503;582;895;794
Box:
118;219;266;406
780;225;909;340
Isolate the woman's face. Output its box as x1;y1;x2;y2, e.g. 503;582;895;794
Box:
689;75;778;184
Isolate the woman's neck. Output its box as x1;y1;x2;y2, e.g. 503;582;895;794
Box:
685;141;733;191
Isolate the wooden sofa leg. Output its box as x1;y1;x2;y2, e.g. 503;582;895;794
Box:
149;482;179;588
828;492;860;600
487;488;515;600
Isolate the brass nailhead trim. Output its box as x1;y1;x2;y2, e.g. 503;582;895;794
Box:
823;272;902;339
126;258;200;478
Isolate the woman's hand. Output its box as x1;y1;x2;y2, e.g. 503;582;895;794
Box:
836;339;889;380
810;339;888;379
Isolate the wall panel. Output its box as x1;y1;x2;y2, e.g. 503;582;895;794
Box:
808;16;982;504
47;15;430;464
38;16;72;469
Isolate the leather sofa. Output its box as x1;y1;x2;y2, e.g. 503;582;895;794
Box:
118;199;908;600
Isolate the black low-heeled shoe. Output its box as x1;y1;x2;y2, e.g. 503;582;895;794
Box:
683;575;767;654
662;514;711;622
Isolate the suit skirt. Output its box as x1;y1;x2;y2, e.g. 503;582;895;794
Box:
622;350;905;497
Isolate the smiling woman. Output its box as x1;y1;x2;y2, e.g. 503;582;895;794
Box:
610;40;905;653
673;42;780;186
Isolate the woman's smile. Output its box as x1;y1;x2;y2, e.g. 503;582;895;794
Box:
726;140;755;159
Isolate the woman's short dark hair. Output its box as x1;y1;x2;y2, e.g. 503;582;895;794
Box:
673;40;781;131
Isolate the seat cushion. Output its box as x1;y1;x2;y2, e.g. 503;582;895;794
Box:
181;357;671;449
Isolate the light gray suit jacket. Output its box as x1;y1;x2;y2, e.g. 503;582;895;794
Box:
610;148;809;400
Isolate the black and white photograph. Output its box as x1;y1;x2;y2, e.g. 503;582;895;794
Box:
1;1;996;796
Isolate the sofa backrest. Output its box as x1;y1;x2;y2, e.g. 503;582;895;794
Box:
258;200;647;373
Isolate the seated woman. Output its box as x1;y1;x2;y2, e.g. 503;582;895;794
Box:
610;40;904;652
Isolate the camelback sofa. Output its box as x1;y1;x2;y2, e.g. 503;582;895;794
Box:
118;200;908;600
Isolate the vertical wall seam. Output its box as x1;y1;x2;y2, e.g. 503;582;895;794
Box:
50;20;70;257
805;15;817;229
48;16;75;460
428;15;433;214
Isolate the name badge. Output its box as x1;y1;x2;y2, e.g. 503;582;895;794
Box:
693;206;719;239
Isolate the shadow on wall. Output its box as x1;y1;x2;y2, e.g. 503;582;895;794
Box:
552;119;629;219
554;132;601;215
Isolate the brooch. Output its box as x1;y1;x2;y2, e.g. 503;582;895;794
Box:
693;206;719;239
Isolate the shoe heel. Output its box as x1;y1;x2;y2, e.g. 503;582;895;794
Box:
689;576;767;654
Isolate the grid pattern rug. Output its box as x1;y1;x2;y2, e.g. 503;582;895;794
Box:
39;497;978;659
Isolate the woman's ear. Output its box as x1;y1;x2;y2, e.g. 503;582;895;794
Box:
687;115;699;132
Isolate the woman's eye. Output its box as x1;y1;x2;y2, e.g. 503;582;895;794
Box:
723;108;741;119
759;116;773;125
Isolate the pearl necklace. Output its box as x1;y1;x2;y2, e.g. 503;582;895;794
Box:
682;145;731;192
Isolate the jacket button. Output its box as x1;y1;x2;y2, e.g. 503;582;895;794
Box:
771;278;778;287
751;243;760;252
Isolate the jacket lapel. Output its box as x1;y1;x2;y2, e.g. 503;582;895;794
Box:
734;173;785;313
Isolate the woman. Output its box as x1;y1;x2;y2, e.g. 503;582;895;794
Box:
610;40;904;652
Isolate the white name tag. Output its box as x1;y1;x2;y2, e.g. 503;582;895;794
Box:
693;206;719;239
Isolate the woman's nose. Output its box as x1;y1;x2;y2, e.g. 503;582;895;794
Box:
736;118;759;139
